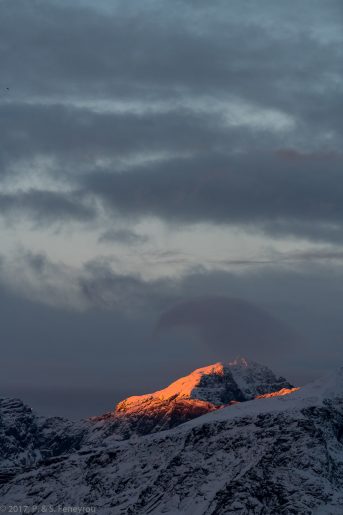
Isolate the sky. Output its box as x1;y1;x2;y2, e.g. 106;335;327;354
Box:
0;0;343;418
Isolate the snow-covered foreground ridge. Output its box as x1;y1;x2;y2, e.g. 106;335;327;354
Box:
2;361;343;513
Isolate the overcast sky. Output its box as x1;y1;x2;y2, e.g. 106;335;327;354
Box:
1;0;343;418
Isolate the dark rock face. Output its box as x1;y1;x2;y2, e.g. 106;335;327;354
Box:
192;360;292;404
0;398;88;474
92;397;218;439
92;358;293;438
0;399;37;469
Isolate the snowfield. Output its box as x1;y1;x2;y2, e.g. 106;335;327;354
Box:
1;360;343;514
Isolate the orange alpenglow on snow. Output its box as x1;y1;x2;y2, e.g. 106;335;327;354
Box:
93;359;298;437
116;362;226;411
115;358;296;414
255;387;300;399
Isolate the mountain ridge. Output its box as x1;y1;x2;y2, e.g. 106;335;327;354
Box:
2;365;343;513
98;357;293;437
0;357;294;468
117;357;291;406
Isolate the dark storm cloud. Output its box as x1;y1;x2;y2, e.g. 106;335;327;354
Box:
179;265;343;375
0;0;341;239
0;102;234;176
0;250;178;314
0;189;95;224
6;248;343;321
79;258;176;312
85;152;343;232
1;100;342;237
0;0;341;132
156;296;295;360
3;247;343;416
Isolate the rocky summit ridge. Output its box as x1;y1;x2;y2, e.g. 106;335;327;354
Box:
94;357;294;437
3;359;343;513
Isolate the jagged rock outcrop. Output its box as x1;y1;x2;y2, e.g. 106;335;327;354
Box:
0;358;294;472
2;368;343;514
0;398;89;474
91;358;293;437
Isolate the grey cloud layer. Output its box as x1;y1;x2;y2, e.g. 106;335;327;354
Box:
1;0;342;238
0;250;177;313
0;190;95;224
2;249;343;416
86;153;343;232
2;101;343;237
98;228;149;245
0;102;232;175
1;0;341;119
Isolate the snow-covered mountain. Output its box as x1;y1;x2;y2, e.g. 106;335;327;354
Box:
1;358;289;472
91;358;293;438
0;398;89;474
2;360;343;513
0;359;292;467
